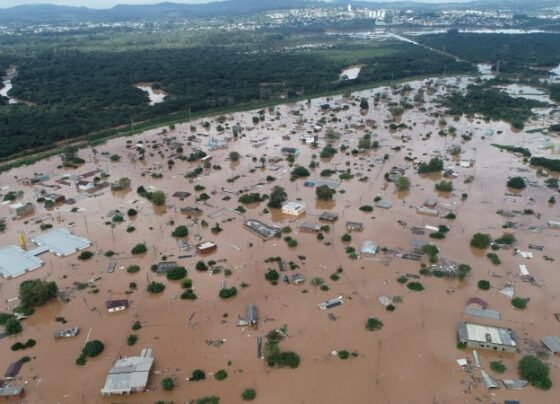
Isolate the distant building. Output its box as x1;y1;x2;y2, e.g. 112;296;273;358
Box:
197;241;217;255
319;212;338;222
298;222;320;233
54;327;80;339
281;201;306;216
360;241;378;257
280;147;299;156
457;321;517;353
244;219;280;240
346;221;363;232
0;385;24;400
100;348;154;396
9;202;35;217
156;261;177;275
291;273;305;284
416;206;439;217
106;299;129;313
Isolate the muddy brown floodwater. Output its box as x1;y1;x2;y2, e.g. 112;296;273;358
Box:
1;75;560;404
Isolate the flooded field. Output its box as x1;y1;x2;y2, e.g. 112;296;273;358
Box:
0;73;560;403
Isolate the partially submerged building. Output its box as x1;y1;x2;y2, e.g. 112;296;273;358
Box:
319;212;338;222
30;228;91;257
299;222;320;233
0;245;43;279
281;201;306;216
156;261;177;275
106;300;129;313
0;385;24;401
100;348;154;396
244;219;280;240
197;241;217;255
346;221;363;232
457;322;517;353
318;296;344;310
9;202;35;218
360;241;378;257
54;327;80;339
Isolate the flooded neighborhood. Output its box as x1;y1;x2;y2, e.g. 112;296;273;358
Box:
1;67;559;403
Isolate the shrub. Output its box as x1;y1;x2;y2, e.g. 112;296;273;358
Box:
494;233;516;245
195;261;208;272
127;208;137;217
486;253;501;265
435;180;453;192
291;166;310;179
166;267;187;281
512;297;527;309
518;356;552;390
470;233;491;249
131;243;147;255
161;377;175;391
77;251;94;260
241;388;256;401
316;185;336;201
407;282;424;291
181;289;197;300
365;317;383;331
127;335;138;346
171;225;188;238
338;350;350;359
132;321;142;331
359;205;373;212
147;282;166;294
83;340;104;357
127;265;140;273
214;370;228;381
478;280;491;290
341;233;351;242
190;369;206;381
490;361;506;374
11;342;25;351
219;287;237;299
395;176;411;191
507;176;526;189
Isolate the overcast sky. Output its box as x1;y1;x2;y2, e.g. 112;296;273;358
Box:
1;0;469;10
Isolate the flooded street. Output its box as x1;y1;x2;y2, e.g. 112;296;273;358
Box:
1;73;560;403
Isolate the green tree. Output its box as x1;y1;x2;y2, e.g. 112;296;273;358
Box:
131;243;147;255
5;318;22;335
470;233;491;249
395;176;410;191
316;185;336;201
507;176;526;189
147;282;166;294
359;97;369;110
171;225;188;238
161;377;175;391
166;267;187;281
365;317;383;331
241;388;256;401
83;340;104;357
268;186;287;208
214;370;228;381
150;191;166;206
518;356;552;390
291;166;310;179
19;279;58;308
229;151;240;161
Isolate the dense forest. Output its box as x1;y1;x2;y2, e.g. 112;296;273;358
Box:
0;35;471;159
440;85;546;129
416;33;560;75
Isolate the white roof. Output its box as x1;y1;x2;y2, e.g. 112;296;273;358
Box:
198;241;216;249
30;228;91;257
0;245;43;278
465;323;516;347
101;353;154;395
282;201;305;211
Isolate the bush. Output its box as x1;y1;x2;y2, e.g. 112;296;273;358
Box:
407;282;424;291
19;279;58;308
341;233;351;242
77;251;94;260
127;335;138;346
291;166;310;179
418;157;443;173
507;176;526;189
214;370;228;381
147;282;166;294
161;377;175;391
512;297;527;309
359;205;373;212
195;261;208;272
486;253;501;265
365;317;383;331
127;208;137;217
190;369;206;381
241;388;256;401
181;289;197;300
83;340;104;357
267;351;300;368
494;233;516;245
518;356;552;390
131;243;147;255
166;267;187;281
395;176;411;191
127;265;140;273
435;180;453;192
470;233;491;249
132;321;142;331
338;350;350;359
316;185;336;201
171;225;188;238
219;287;237;299
490;361;506;374
478;280;491;290
11;342;25;351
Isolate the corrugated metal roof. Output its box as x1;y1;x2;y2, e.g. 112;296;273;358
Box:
464;306;501;320
541;336;560;353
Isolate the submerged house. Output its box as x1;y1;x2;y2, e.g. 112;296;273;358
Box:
197;241;217;254
281;201;306;216
106;299;129;313
100;348;154;396
9;202;35;217
457;321;517;353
